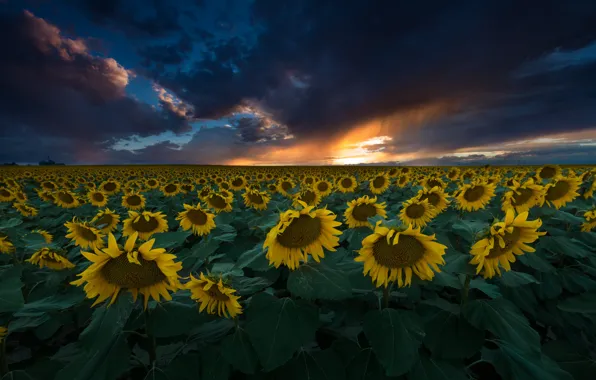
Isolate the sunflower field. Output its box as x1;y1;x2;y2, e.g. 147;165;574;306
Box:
1;164;596;380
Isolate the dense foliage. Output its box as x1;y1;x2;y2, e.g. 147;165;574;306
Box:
0;164;595;380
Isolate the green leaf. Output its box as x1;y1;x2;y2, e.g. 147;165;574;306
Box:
14;289;85;317
245;293;319;371
235;244;271;271
463;298;540;354
0;266;24;313
200;346;231;380
407;355;469;380
233;274;278;296
518;252;556;273
541;236;592;259
164;353;201;380
422;310;484;360
363;308;424;376
79;293;134;352
557;292;596;313
213;224;237;242
0;218;23;229
280;349;345;380
484;341;574;380
8;314;51;333
346;348;389;380
500;271;540;287
469;278;501;299
542;340;596;380
221;327;259;374
451;219;488;244
151;231;191;249
443;253;477;276
148;300;209;338
533;272;562;300
187;319;235;347
287;262;352;301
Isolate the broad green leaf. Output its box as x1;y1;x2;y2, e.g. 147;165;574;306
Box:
0;218;23;229
470;278;501;298
8;314;50;333
518;252;556;273
287;262;352;301
558;292;596;313
280;349;345;380
164;353;201;380
443;253;477;276
346;348;388;380
79;293;134;352
500;271;539;287
533;272;562;299
0;266;24;313
542;340;596;380
484;341;573;380
451;219;488;244
541;236;592;259
363;308;424;376
200;346;231;380
221;327;259;374
245;293;319;371
188;319;235;347
235;244;271;271
233;275;277;296
14;289;85;317
151;231;191;249
148;300;209;338
407;355;469;380
422;310;484;360
463;298;540;353
213;224;237;242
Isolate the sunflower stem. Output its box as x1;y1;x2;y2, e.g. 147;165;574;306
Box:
144;309;157;367
382;285;391;309
461;275;471;307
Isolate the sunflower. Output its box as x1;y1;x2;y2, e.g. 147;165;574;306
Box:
121;192;146;210
198;186;212;202
87;190;109;207
161;183;180;197
420;176;446;190
455;181;496;212
580;209;596;232
145;178;160;190
355;221;447;288
65;218;105;250
14;191;27;203
99;180;121;195
395;174;410;188
344;195;387;228
264;201;342;270
176;204;216;236
230;176;246;191
205;193;233;213
369;173;391;195
314;179;333;197
0;232;15;254
13;202;38;217
186;273;242;318
277;178;296;197
123;211;169;240
446;167;461;181
242;189;271;210
26;248;75;270
40;181;58;191
0;187;15;202
542;175;581;209
399;198;438;228
36;189;55;203
583;179;596;200
54;190;80;208
180;183;195;194
293;188;321;208
336;176;358;193
415;186;449;213
536;165;561;182
71;232;182;309
91;208;120;233
501;178;544;214
469;209;545;279
32;229;53;244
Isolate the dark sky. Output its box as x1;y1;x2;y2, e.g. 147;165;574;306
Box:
2;0;596;165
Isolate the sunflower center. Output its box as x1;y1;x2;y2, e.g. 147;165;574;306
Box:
247;193;264;204
92;193;105;202
209;195;228;209
103;182;117;192
100;253;166;288
281;181;292;191
58;192;75;204
545;180;570;201
126;195;142;206
448;171;457;178
148;180;157;186
94;214;113;227
540;167;556;179
372;176;386;188
389;169;398;176
341;178;353;188
405;204;426;219
463;186;485;202
399;177;407;185
427;179;442;188
186;209;207;225
305;178;314;185
512;188;534;205
182;184;193;192
0;189;11;197
206;286;231;301
43;182;56;189
277;214;322;248
419;193;440;207
200;189;210;197
486;227;521;258
231;178;243;187
164;184;177;193
352;203;378;221
317;182;329;192
78;225;99;242
299;190;316;204
131;216;159;233
372;234;425;268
